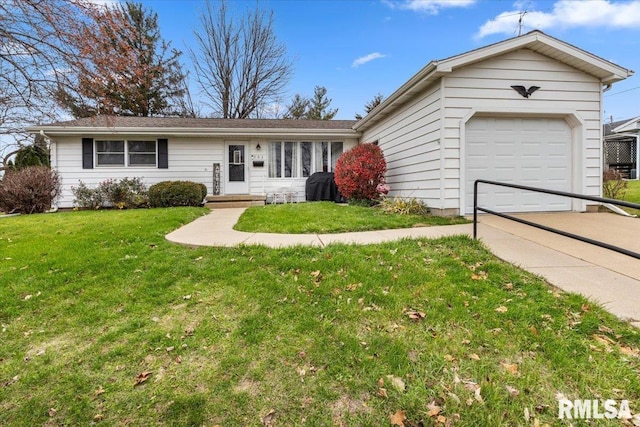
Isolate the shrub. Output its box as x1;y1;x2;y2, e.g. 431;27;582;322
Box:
603;169;628;200
0;166;61;214
334;143;386;201
379;197;430;215
100;177;148;209
71;177;148;209
71;181;105;209
148;181;207;207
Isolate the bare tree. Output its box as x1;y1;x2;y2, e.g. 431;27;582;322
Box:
0;0;92;171
190;0;294;119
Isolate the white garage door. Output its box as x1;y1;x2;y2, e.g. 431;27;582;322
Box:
465;117;572;214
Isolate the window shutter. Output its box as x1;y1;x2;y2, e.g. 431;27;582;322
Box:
158;138;168;169
82;138;93;169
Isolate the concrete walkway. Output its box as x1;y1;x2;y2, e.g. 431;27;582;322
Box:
166;209;640;326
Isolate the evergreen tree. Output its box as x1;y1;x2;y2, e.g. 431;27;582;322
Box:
355;92;384;120
305;86;338;120
284;94;309;119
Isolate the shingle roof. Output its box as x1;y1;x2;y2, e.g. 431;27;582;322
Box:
40;116;357;130
604;118;633;136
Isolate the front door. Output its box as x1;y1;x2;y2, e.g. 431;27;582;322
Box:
225;142;249;194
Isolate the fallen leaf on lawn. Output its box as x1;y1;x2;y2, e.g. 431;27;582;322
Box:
390;409;406;426
261;409;276;427
505;283;514;290
427;401;442;417
581;303;590;312
529;325;538;336
505;385;520;398
619;345;640;357
386;375;406;392
133;371;152;387
593;334;615;346
48;408;57;417
468;353;480;361
346;283;362;291
194;256;203;261
474;387;483;403
598;325;614;334
94;385;105;398
406;310;425;322
94;414;104;422
175;356;182;364
378;387;388;398
182;295;191;300
524;407;530;421
471;271;488;280
495;306;508;313
444;354;456;362
501;362;518;375
436;415;447;423
463;381;479;392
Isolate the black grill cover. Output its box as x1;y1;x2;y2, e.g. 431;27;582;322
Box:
305;172;344;202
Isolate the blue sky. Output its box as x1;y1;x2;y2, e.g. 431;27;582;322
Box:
130;0;640;122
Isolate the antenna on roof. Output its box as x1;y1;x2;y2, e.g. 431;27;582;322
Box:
518;10;527;36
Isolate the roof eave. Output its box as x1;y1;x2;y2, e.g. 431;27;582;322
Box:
27;126;361;139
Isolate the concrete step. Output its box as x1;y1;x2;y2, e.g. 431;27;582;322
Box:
204;200;265;209
205;194;266;203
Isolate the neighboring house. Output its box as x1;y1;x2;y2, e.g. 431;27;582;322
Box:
29;30;633;215
603;117;640;179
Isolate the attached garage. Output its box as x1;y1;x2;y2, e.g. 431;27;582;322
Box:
355;30;633;216
464;116;572;213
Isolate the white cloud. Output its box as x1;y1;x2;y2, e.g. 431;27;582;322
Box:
385;0;476;14
477;0;640;38
352;52;387;68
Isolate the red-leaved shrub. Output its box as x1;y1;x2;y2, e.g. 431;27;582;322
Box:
334;143;386;201
0;166;61;214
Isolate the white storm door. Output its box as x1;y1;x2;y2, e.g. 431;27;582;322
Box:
225;142;249;194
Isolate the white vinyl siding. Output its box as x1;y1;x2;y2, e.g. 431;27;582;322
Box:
360;48;602;215
445;49;601;213
360;85;443;207
52;135;358;208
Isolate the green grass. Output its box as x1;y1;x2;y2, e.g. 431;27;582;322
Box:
625;180;640;204
1;208;640;426
234;201;468;233
610;180;640;216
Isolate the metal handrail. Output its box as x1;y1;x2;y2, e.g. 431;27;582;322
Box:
473;179;640;260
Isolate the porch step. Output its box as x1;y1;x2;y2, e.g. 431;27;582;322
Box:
204;194;266;209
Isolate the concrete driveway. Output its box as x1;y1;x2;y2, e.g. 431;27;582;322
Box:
475;212;640;325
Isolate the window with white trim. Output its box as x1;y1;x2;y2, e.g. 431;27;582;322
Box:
268;141;343;178
95;140;157;167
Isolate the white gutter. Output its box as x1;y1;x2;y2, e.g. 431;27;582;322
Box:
29;126;360;139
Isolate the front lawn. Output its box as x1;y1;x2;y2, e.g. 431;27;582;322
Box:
234;201;468;234
1;208;639;426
